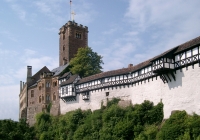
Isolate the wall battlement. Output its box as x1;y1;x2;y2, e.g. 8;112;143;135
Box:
59;21;88;35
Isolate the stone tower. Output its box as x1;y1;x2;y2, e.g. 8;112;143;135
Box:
59;21;88;66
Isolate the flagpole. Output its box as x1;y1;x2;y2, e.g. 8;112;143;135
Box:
70;0;72;21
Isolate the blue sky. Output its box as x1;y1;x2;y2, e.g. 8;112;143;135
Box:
0;0;200;121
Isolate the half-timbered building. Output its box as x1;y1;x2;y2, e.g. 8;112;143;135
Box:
59;36;200;119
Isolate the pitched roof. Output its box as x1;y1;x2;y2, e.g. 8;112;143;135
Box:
60;74;79;86
175;35;200;54
77;59;151;84
51;63;69;76
58;72;71;80
28;66;50;87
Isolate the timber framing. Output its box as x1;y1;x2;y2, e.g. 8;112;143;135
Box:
59;35;200;101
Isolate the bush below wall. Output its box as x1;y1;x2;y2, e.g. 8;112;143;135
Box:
1;99;200;140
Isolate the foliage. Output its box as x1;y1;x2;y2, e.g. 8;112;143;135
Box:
69;47;104;77
3;99;200;140
0;119;35;140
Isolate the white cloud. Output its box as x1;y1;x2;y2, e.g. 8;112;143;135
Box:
125;0;200;43
33;0;66;25
15;49;58;81
101;0;200;71
102;28;117;35
0;75;15;85
72;1;97;25
0;31;18;42
11;4;26;20
0;85;19;121
35;1;51;14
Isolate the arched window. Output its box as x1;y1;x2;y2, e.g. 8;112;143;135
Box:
63;45;65;51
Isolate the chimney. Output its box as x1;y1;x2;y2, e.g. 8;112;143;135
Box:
128;64;133;68
20;81;22;92
27;66;32;83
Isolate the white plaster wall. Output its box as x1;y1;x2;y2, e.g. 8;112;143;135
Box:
60;64;200;119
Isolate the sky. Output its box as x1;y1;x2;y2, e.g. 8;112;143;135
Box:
0;0;200;121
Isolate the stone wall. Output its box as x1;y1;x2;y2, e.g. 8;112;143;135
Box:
59;22;88;66
27;77;60;125
60;63;200;119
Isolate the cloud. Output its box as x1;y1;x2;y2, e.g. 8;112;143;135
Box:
101;0;200;71
11;4;26;20
72;1;97;25
33;0;66;25
0;85;19;121
102;28;117;35
0;31;18;42
125;0;200;43
0;75;15;85
34;1;51;14
14;49;58;81
5;0;26;21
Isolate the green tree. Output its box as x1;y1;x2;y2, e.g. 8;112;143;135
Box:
70;47;103;77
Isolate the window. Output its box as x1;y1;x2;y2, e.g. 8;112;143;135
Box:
106;92;109;96
39;96;41;103
42;95;44;101
46;94;50;101
39;86;41;90
31;90;34;97
62;88;64;95
63;33;65;40
46;82;50;87
63;45;65;51
75;32;82;39
53;92;56;101
53;81;57;87
66;86;68;94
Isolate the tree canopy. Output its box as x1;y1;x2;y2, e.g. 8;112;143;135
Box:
69;47;104;78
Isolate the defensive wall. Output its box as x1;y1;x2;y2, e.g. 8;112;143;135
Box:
60;36;200;119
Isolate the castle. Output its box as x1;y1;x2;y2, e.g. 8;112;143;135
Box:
19;20;200;126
